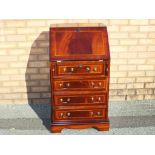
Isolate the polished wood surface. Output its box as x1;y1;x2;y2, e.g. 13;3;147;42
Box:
50;27;110;61
51;122;110;133
54;109;106;120
53;79;107;91
50;25;110;133
54;94;107;106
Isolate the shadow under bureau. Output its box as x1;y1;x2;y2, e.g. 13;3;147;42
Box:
49;24;110;133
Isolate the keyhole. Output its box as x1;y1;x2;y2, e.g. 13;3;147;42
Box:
76;28;80;32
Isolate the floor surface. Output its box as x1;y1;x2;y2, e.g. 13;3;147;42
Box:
0;100;155;135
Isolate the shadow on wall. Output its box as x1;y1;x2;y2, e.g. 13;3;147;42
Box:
25;31;51;131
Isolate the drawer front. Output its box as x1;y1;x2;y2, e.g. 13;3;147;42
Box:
54;109;106;120
54;79;107;91
57;64;105;75
54;94;106;106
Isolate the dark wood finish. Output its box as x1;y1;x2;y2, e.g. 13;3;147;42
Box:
50;25;110;133
53;79;107;91
50;27;110;61
54;109;106;120
57;61;105;75
51;122;110;133
54;94;107;106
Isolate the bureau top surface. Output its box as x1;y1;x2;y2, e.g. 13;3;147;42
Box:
50;24;110;61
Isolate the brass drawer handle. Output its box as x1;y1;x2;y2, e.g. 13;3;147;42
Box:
98;82;102;86
97;111;101;116
59;98;70;103
60;113;64;117
60;98;63;102
93;67;97;72
91;82;102;88
63;68;66;72
67;98;71;102
70;67;74;72
91;97;94;101
67;112;71;117
86;67;90;72
59;83;63;87
63;67;75;72
66;83;70;87
98;97;101;101
91;82;95;87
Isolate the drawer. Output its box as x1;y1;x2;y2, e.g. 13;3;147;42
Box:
54;109;106;120
53;79;107;91
54;94;107;106
56;61;107;75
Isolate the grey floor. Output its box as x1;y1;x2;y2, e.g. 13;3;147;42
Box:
0;100;155;135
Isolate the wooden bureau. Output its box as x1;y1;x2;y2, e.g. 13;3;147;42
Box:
49;23;110;133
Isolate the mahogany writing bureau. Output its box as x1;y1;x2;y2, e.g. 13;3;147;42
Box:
49;23;110;133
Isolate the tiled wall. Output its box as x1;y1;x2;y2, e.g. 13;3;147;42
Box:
0;19;155;104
